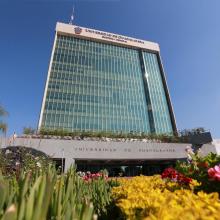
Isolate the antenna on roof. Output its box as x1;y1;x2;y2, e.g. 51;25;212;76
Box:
69;5;74;25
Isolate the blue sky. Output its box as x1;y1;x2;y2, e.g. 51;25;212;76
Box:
0;0;219;138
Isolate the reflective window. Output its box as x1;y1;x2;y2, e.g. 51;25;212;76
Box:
142;52;173;134
41;34;173;134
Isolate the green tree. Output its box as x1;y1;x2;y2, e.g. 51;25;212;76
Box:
0;105;8;136
23;126;35;135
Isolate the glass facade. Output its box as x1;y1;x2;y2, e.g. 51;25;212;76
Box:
40;33;174;134
142;52;173;134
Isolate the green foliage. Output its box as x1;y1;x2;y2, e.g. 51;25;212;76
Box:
39;128;186;143
0;106;8;117
0;165;115;220
0;147;52;177
0;105;8;135
179;127;206;136
0;123;7;135
176;152;220;193
23;127;35;135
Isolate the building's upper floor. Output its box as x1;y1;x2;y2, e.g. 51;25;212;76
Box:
56;22;160;52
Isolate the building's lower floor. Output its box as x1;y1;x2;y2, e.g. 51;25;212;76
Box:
75;159;176;176
0;136;218;174
51;158;177;176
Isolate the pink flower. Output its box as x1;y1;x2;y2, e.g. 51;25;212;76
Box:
82;171;108;182
83;176;90;181
208;165;220;181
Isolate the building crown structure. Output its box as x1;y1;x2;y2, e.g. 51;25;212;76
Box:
38;22;177;135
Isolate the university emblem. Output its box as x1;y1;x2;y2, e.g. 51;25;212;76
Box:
74;27;82;34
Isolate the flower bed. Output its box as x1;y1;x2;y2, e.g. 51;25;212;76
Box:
112;176;220;220
0;152;220;219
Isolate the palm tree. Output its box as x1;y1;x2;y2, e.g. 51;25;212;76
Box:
0;123;7;135
0;106;8;116
0;105;8;136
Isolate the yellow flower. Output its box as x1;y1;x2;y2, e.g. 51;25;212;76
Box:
112;176;220;220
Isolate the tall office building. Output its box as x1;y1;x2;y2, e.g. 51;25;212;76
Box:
38;22;177;134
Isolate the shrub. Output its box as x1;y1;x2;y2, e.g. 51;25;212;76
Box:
0;146;52;177
176;152;220;193
38;129;185;143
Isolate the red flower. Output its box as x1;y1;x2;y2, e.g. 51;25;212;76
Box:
177;173;192;185
161;168;192;185
161;168;178;179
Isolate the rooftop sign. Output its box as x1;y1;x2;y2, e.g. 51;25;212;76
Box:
56;22;160;52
